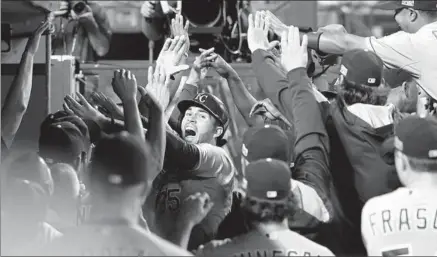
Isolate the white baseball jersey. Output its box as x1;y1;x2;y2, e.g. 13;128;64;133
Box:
365;21;437;100
361;187;437;256
196;229;334;257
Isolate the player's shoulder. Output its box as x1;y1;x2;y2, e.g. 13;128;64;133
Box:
363;187;408;212
286;230;334;255
195;236;244;256
196;143;229;156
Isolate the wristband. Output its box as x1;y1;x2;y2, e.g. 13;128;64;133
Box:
299;31;323;52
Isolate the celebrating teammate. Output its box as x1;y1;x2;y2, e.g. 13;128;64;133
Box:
150;92;236;250
196;158;334;257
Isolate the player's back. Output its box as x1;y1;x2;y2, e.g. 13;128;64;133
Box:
361;187;437;256
40;222;192;256
196;229;334;257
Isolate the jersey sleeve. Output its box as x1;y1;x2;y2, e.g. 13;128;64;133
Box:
366;32;420;78
192;143;235;184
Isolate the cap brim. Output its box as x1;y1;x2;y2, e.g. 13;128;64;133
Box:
178;100;221;126
377;1;402;10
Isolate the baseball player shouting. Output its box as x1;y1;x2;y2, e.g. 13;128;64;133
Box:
150;92;236;250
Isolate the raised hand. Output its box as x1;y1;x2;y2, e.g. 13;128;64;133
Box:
146;64;171;110
264;10;288;37
63;92;105;122
178;192;214;226
90;92;124;120
156;37;190;76
247;11;274;53
280;26;308;72
111;69;138;103
25;15;52;55
171;13;190;53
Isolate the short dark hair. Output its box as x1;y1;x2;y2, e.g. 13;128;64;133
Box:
240;194;296;223
418;10;437;19
339;78;389;106
406;155;437;172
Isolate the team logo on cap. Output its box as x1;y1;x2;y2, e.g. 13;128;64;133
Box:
368;78;376;84
402;0;414;7
340;65;348;77
195;93;208;103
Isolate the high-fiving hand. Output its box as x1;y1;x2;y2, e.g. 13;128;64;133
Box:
170;13;190;53
280;26;308;72
247;11;279;53
157;37;190;76
112;69;138;103
146;64;171;110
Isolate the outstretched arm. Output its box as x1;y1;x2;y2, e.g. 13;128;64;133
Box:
2;17;51;148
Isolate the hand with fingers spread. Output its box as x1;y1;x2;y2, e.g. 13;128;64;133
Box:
146;65;171;110
170;13;190;53
247;11;277;53
26;16;52;55
179;192;214;226
280;26;309;72
63;93;105;123
264;10;288;37
157;37;190;76
111;69;138;103
90;92;124;120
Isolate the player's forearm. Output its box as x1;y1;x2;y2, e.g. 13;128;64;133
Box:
317;32;368;55
141;17;166;41
251;49;291;116
1;50;35;147
225;71;258;126
81;19;111;56
145;100;165;171
123;98;146;142
168;221;195;250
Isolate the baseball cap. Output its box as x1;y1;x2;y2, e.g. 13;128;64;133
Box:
41;111;90;142
39;121;88;163
395;116;437;159
242;124;294;163
378;0;437;11
178;93;229;132
340;49;384;87
381;115;437;160
89;132;151;188
245;158;292;201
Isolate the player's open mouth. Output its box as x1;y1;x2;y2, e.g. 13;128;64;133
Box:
185;128;197;137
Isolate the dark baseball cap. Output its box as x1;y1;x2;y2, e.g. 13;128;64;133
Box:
245;158;292;201
89;132;151;188
395;116;437;159
178;93;229;132
242;124;294;163
340;49;384;87
378;0;437;11
41;111;90;142
382;115;437;160
39;121;88;163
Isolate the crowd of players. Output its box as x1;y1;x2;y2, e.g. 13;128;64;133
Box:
1;0;437;256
